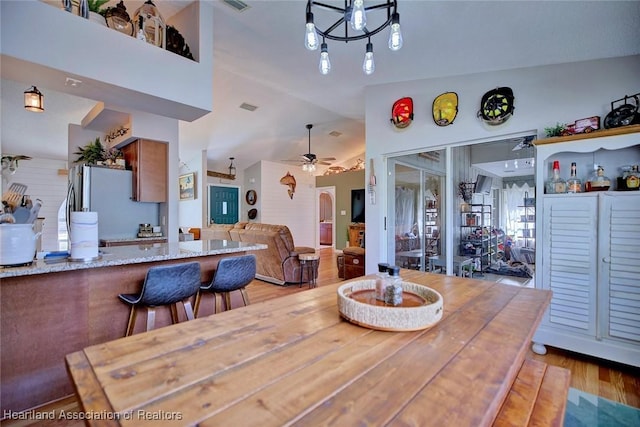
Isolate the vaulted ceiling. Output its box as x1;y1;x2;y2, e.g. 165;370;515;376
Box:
2;1;639;175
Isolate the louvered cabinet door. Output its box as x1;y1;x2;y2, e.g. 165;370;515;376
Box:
542;195;598;335
599;192;640;344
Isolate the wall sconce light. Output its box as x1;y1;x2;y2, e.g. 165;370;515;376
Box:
24;86;44;112
207;157;237;180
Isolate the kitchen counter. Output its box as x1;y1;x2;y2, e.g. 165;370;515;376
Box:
0;240;266;278
99;236;168;247
1;239;267;413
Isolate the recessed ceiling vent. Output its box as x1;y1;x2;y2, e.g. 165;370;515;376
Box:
239;102;258;112
329;130;342;137
223;0;250;12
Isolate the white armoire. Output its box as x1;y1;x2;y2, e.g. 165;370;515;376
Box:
532;125;640;368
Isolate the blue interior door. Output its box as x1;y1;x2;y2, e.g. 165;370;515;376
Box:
209;186;239;224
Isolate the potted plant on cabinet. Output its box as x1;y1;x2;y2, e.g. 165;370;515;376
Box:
74;137;105;165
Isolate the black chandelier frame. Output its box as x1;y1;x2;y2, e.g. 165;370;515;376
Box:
306;0;398;43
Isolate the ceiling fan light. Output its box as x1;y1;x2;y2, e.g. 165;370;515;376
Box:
24;86;44;112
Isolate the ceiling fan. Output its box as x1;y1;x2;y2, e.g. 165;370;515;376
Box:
511;135;536;151
283;124;336;171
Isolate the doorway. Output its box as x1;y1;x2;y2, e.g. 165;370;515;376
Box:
316;186;335;249
387;151;446;272
208;185;240;224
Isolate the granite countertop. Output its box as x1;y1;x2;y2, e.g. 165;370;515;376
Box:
100;236;167;243
0;240;267;278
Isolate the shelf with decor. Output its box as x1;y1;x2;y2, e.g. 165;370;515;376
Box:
532;125;640;368
459;204;494;273
424;199;439;256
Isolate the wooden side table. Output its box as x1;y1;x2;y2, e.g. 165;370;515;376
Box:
298;253;320;288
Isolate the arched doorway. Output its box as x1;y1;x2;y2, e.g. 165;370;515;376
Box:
317;187;335;248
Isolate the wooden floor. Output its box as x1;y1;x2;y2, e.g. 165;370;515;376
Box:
2;248;638;426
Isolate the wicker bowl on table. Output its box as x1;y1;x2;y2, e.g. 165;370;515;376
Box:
337;279;443;331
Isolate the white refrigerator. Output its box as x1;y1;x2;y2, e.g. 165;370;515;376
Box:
67;165;159;239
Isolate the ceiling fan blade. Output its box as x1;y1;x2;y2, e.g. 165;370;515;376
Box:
317;157;336;161
281;159;304;163
318;161;332;166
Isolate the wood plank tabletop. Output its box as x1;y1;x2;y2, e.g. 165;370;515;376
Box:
65;271;551;426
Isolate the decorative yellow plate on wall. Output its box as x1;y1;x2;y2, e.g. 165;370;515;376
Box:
432;92;458;126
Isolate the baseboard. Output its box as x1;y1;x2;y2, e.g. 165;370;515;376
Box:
255;273;286;286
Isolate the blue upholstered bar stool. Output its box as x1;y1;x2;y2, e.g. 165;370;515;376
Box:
118;261;202;336
194;254;256;317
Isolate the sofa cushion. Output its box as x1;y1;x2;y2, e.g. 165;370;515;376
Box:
202;224;235;241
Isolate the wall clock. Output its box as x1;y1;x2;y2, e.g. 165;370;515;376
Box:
246;190;257;205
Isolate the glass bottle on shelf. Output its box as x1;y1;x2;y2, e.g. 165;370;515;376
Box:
586;165;611;191
625;165;639;190
567;162;582;193
545;160;567;194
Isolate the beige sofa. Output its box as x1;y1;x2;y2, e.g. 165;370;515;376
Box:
202;223;317;285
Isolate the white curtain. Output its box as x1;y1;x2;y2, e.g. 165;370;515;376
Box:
395;186;415;236
503;182;532;238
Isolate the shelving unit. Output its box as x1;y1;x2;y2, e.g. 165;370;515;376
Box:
516;202;535;248
425;199;439;256
459;204;495;272
532;125;640;367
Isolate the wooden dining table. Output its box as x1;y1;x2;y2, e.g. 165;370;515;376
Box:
65;270;552;426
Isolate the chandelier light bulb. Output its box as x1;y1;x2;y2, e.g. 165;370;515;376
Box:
505;161;509;169
362;41;375;75
350;0;367;31
319;42;331;75
305;12;319;50
514;159;519;169
388;12;403;51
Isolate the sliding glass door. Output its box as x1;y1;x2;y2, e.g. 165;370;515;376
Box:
387;151;446;272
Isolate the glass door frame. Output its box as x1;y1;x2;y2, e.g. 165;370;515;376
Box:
386;153;449;272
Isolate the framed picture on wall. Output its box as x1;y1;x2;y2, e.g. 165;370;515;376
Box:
179;172;196;200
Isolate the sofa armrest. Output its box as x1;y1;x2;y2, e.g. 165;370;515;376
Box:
291;246;315;256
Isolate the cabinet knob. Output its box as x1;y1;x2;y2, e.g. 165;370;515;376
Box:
602;257;611;263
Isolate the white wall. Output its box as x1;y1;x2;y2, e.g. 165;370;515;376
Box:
365;55;640;274
2;156;68;251
258;161;316;248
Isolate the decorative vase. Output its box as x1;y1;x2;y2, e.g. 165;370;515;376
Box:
89;11;107;26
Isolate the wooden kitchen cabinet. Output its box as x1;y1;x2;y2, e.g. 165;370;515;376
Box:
122;139;168;202
320;222;332;245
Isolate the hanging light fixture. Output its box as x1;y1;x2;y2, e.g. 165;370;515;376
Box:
304;0;402;75
24;86;44;112
228;157;236;178
206;157;237;180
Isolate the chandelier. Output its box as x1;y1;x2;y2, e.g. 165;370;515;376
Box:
305;0;403;75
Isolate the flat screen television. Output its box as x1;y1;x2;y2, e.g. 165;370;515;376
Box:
474;174;493;195
351;189;365;223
